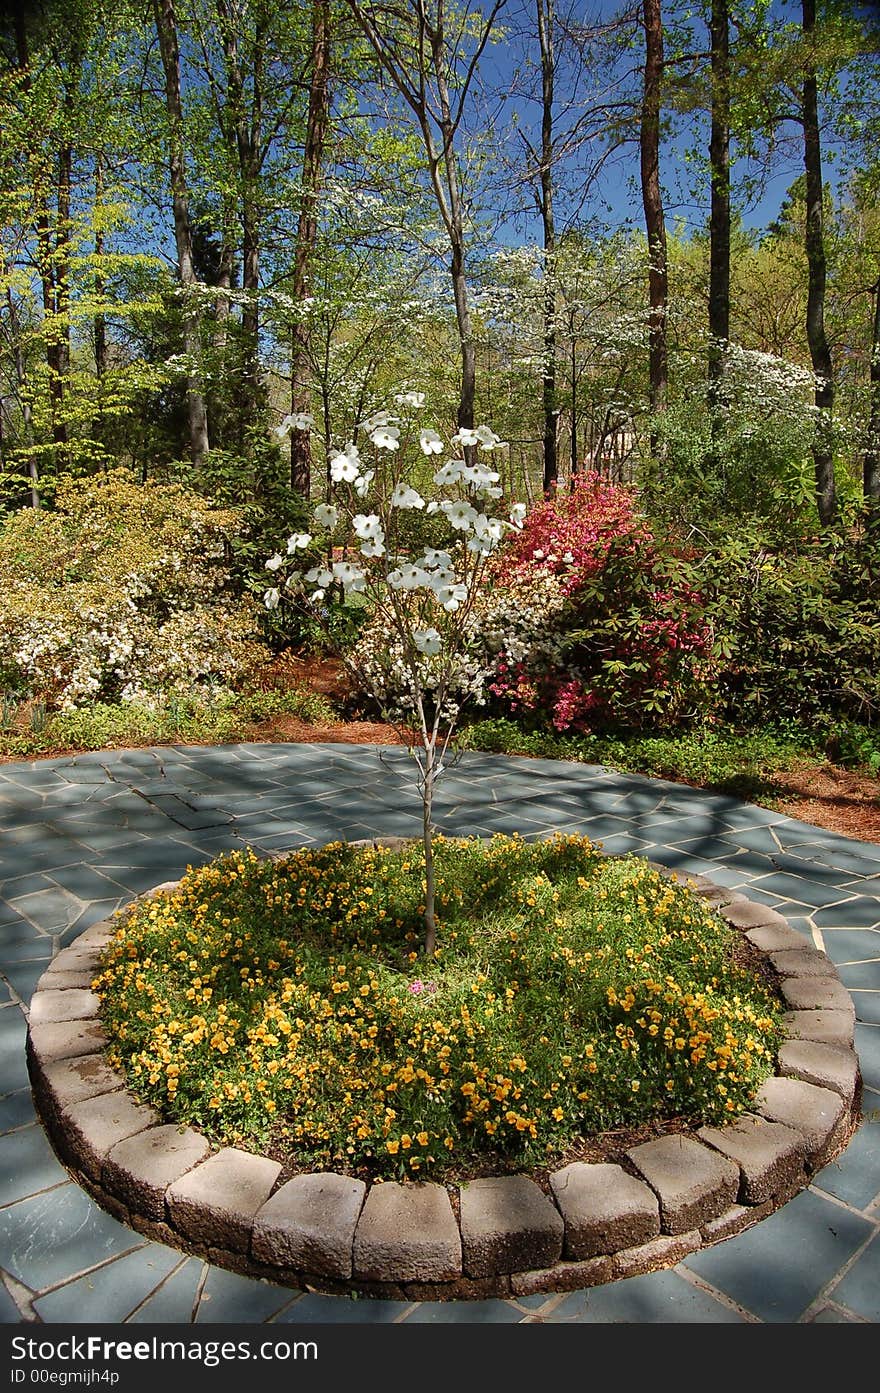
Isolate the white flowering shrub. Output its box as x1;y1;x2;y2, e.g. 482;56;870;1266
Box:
0;471;268;708
649;345;827;527
265;395;523;954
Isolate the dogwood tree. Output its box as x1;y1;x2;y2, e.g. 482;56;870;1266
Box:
266;396;524;956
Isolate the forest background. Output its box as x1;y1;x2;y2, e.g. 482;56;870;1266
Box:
2;0;880;815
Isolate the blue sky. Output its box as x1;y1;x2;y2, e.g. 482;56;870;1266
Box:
479;0;864;247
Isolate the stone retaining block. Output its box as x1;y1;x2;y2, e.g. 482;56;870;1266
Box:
40;1054;127;1122
252;1173;366;1279
755;1076;848;1169
696;1113;806;1203
549;1162;660;1259
458;1175;564;1277
166;1148;281;1254
27;1019;107;1073
353;1182;461;1282
61;1091;161;1181
611;1229;703;1279
102;1126;213;1222
783;1009;855;1047
744;924;811;952
722;900;798;935
770;947;837;979
28;988;102;1025
626;1135;740;1234
777;1040;860;1103
780;977;856;1018
36;966;97;992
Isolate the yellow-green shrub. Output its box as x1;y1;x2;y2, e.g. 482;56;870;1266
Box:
0;470;269;707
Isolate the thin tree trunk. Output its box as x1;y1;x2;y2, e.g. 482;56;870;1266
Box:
216;0;263;421
570;328;578;482
640;0;668;446
430;29;476;434
5;283;40;507
802;0;836;527
153;0;210;466
537;0;558;495
54;135;72;449
290;0;330;496
707;0;730;439
213;209;235;356
93;154;107;443
863;274;880;524
16;11;68;465
422;744;437;958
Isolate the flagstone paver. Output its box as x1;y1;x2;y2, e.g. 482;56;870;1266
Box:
2;743;879;1323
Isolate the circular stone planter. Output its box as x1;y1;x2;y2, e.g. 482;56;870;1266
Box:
26;862;862;1301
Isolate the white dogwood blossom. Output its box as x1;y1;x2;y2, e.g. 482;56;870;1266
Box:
370;423;401;451
353;469;375;497
329;448;361;483
419;428;444;455
287;533;312;552
352;513;383;540
313;503;339;529
387;563;431;590
274;412;313;438
440;499;479;531
304;566;333;587
332;560;367;592
390;483;425;510
413;627;442;655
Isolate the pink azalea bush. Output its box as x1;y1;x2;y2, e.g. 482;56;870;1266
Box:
482;473;717;732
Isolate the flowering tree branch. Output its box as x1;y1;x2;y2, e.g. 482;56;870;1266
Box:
266;395;524;956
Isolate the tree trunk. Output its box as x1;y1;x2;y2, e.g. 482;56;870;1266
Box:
153;0;209;466
450;236;476;432
570;328;578;481
93;154;107;443
16;10;69;466
217;0;264;424
5;282;40;508
536;0;558;495
53;135;72;460
290;0;330;496
863;274;880;524
802;0;836;527
431;46;475;434
640;0;668;443
422;741;437;959
707;0;730;435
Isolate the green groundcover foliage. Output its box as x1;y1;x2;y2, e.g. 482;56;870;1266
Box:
95;835;784;1181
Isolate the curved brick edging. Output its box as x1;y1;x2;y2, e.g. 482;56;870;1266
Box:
25;868;862;1301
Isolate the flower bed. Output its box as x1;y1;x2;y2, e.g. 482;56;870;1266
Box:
90;835;784;1180
26;849;861;1299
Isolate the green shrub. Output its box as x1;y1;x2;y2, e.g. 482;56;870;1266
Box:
695;530;880;728
824;720;880;775
479;474;717;733
460;717;812;801
0;681;338;758
0;470;269;708
158;438;312;653
232;685;337;726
